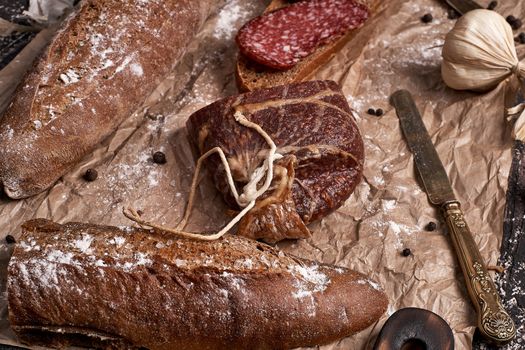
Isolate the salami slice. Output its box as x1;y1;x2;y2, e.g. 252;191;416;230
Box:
187;80;364;243
236;0;369;70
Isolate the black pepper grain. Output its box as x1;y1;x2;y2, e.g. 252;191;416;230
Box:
375;108;384;116
511;18;522;30
5;235;15;244
518;32;525;44
487;1;497;10
421;13;433;23
367;108;376;115
83;168;98;181
447;8;460;19
153;151;167;164
425;221;437;231
507;15;517;26
402;248;412;257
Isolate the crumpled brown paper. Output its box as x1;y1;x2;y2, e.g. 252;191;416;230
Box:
0;0;524;349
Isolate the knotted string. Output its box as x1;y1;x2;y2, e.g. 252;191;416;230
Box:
123;109;282;240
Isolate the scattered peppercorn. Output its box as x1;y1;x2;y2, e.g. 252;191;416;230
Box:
367;108;376;115
506;15;517;24
375;108;384;117
153;151;167;164
5;235;15;244
487;1;497;10
401;248;412;257
511;18;523;30
425;221;437;231
518;32;525;44
147;113;165;121
421;13;433;23
447;8;460;19
83;168;98;182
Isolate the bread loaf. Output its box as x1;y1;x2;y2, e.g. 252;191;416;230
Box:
0;0;217;199
8;219;388;349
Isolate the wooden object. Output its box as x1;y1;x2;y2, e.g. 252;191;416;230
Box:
373;308;454;350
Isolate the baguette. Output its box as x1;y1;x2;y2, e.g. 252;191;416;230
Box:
8;219;388;349
0;0;217;199
235;0;382;92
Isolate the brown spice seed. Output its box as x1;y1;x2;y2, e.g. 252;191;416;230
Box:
425;221;437;231
402;248;411;257
5;235;16;244
518;32;525;44
367;108;376;115
506;15;517;27
83;168;98;181
153;151;167;164
487;1;497;10
512;19;522;30
447;8;460;19
375;108;384;116
421;13;433;23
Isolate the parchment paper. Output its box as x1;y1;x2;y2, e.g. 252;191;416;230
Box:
0;0;524;349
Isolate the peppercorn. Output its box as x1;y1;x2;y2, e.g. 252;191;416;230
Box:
487;1;497;10
447;8;460;19
401;248;412;257
511;18;522;30
518;32;525;44
375;108;384;117
425;221;437;231
367;108;376;115
421;13;433;23
5;235;15;244
153;151;167;164
507;15;517;24
83;168;98;181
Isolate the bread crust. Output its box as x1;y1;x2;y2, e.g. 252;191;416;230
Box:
235;0;382;92
0;0;214;199
8;219;388;349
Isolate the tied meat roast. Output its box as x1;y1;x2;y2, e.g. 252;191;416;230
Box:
187;80;364;243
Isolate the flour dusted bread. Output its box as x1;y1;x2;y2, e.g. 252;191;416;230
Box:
0;0;217;199
8;219;388;349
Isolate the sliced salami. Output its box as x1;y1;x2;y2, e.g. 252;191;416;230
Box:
187;80;364;243
236;0;369;70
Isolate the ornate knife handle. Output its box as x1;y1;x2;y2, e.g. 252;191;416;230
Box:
442;201;516;345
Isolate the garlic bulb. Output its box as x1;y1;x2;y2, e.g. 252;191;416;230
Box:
442;9;525;92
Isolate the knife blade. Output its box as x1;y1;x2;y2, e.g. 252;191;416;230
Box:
444;0;482;15
389;90;455;205
391;90;516;346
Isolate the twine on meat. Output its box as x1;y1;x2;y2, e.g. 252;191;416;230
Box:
123;109;283;240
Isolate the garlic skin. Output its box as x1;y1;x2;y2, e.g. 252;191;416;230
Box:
442;9;524;92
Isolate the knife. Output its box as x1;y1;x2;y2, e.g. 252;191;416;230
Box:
444;0;482;15
390;90;516;346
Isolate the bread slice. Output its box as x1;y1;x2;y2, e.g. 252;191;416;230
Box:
236;0;381;92
8;219;388;349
